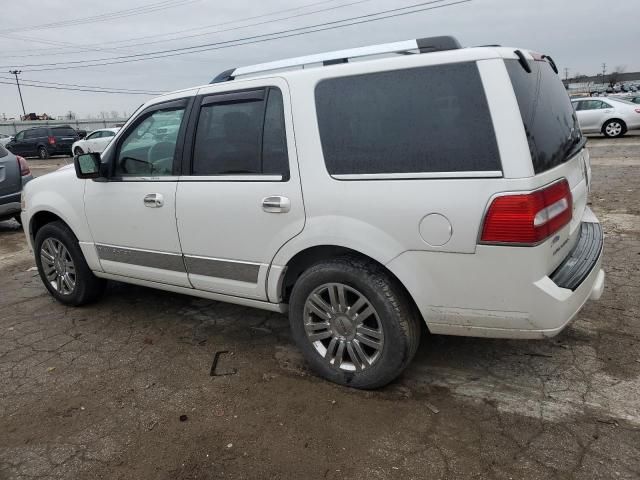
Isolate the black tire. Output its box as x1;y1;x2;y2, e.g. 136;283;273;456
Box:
73;147;84;156
602;119;626;138
289;255;421;389
13;214;22;226
34;221;106;306
38;146;50;159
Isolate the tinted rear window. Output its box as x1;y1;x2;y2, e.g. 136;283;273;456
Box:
52;127;77;136
315;62;501;175
505;59;582;174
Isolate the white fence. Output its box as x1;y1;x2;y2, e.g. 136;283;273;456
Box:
0;118;128;136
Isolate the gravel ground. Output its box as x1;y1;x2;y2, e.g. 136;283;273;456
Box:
0;135;639;479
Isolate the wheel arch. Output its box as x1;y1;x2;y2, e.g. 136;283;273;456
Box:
601;117;627;134
29;210;78;244
275;244;425;327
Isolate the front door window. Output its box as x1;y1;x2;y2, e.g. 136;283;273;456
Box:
116;108;185;176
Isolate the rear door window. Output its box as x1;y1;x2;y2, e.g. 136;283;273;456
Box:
315;62;501;176
191;87;289;178
24;130;39;139
505;59;582;174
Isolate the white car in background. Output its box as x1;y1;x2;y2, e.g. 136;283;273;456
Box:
72;128;119;155
0;133;13;146
571;97;640;138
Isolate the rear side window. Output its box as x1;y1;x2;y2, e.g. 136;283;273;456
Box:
315;62;500;175
505;59;582;174
192;87;289;178
52;127;77;136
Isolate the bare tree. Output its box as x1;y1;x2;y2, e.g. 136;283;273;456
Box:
65;110;76;120
608;65;626;87
110;110;119;119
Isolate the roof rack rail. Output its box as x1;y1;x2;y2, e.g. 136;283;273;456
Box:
210;35;461;83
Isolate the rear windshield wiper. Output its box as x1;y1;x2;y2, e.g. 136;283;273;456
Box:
566;136;587;160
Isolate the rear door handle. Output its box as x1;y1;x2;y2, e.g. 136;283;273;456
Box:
143;193;164;208
262;196;290;213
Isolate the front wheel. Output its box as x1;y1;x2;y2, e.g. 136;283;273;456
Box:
73;147;84;156
289;256;421;389
603;119;626;138
38;146;49;159
34;221;106;306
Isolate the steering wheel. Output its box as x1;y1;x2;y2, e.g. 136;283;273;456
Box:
147;141;175;173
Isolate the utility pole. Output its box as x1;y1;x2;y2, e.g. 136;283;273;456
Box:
564;67;569;82
601;63;607;85
9;70;26;119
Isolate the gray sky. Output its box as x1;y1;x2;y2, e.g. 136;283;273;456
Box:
1;0;638;119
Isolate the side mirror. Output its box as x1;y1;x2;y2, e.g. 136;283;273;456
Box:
74;152;102;179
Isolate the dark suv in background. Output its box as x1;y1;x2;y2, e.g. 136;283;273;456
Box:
6;126;79;159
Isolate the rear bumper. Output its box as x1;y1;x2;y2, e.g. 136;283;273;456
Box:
386;212;605;339
0;189;21;218
0;201;21;218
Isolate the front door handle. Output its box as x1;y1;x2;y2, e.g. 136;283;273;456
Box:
262;196;290;213
143;193;164;208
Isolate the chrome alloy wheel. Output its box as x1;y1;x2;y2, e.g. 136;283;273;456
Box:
605;121;622;137
303;283;384;371
40;238;76;295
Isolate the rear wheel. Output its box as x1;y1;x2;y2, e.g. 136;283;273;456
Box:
289;256;421;389
38;146;49;159
73;147;84;156
34;221;106;306
603;119;626;138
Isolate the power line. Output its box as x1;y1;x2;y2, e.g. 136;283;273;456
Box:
8;0;471;72
2;0;199;34
3;0;350;56
2;0;375;58
0;80;159;95
0;76;165;94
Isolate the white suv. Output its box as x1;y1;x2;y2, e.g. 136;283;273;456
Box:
21;36;605;388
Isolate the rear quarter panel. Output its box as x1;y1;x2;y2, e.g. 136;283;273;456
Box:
273;54;537;267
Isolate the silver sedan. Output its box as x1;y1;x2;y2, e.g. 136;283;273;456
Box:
571;97;640;138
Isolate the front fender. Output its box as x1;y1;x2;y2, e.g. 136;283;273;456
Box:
23;171;90;245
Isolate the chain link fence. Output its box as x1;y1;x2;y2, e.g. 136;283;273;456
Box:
0;118;128;136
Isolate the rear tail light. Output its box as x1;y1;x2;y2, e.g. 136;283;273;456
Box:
17;156;30;176
48;135;56;145
480;179;573;245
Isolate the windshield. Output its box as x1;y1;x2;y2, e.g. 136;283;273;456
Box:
506;59;582;174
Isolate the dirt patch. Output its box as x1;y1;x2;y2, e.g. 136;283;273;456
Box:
1;157;639;478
